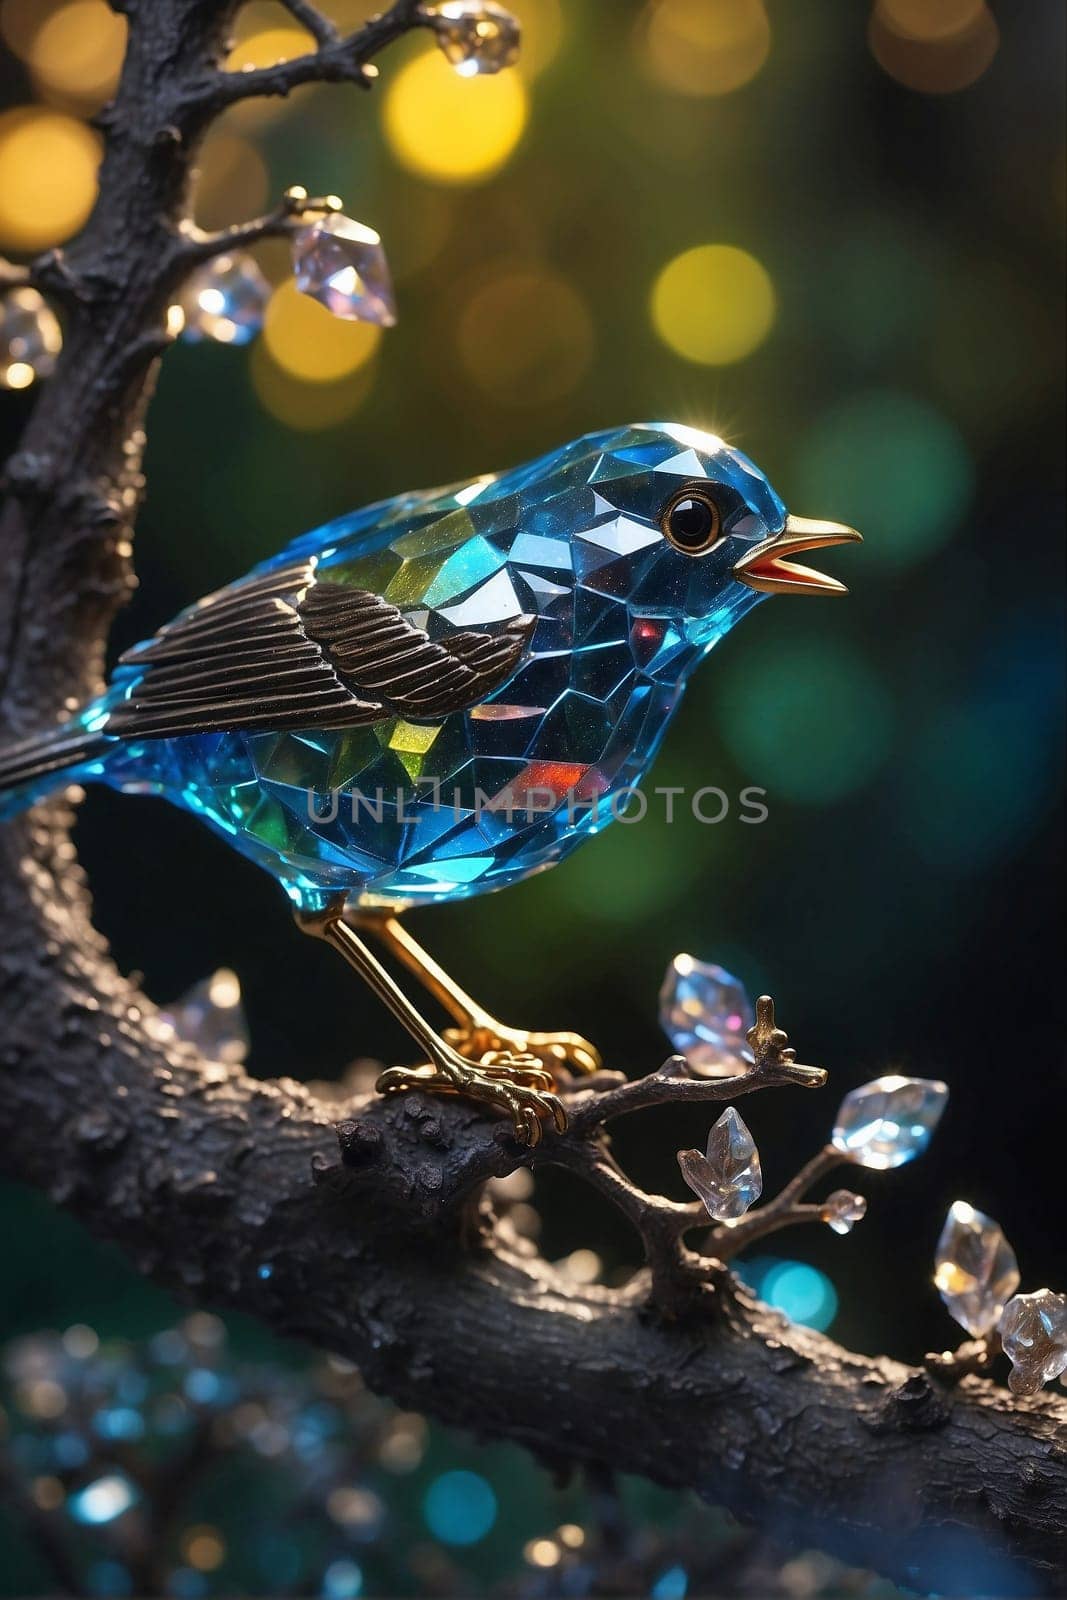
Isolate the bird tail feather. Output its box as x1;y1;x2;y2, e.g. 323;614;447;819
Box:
0;725;110;818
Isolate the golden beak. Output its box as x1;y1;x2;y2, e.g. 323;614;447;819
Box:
733;515;862;596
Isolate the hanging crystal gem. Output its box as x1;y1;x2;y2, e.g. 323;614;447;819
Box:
830;1075;948;1169
678;1106;762;1221
0;287;62;390
934;1201;1020;1338
659;954;755;1078
292;214;397;326
820;1190;867;1236
159;968;250;1065
425;1;520;77
999;1290;1067;1396
178;253;270;345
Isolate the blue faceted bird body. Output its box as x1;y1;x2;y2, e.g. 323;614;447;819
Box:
0;422;859;1140
0;424;856;915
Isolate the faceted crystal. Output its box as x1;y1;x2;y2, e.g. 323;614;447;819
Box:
427;1;520;76
934;1201;1020;1337
659;955;754;1078
999;1290;1067;1396
292;214;396;326
678;1106;762;1220
821;1189;866;1236
179;253;269;345
0;287;62;389
831;1075;948;1169
159;968;249;1064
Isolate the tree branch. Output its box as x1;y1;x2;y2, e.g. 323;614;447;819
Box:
0;3;1064;1596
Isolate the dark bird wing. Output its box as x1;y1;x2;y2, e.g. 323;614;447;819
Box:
108;560;534;739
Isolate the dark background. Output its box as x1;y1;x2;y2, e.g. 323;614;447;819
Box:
1;1;1064;1592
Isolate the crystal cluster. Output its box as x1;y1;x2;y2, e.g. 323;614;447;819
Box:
293;213;397;326
820;1190;866;1236
659;955;754;1077
999;1290;1067;1396
678;1106;762;1220
425;1;520;76
178;252;270;345
831;1074;948;1169
0;286;62;390
934;1201;1019;1337
158;968;250;1064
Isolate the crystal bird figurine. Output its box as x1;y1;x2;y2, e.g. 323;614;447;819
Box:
678;1106;763;1220
659;955;754;1077
934;1201;1020;1338
831;1075;948;1169
998;1290;1067;1396
0;424;860;1143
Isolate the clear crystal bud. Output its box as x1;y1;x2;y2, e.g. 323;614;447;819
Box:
830;1074;948;1169
821;1189;867;1236
178;253;270;346
999;1289;1067;1396
292;213;397;326
159;968;249;1065
934;1201;1020;1338
426;1;521;77
0;287;62;390
678;1106;762;1221
659;954;754;1078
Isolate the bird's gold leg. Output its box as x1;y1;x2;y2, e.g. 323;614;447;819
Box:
351;910;602;1078
295;899;567;1146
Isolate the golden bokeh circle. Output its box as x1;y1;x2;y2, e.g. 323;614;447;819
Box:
869;5;999;94
251;339;376;432
262;278;383;384
383;50;528;185
641;0;771;98
26;0;126;107
457;269;594;406
0;108;101;250
651;244;776;365
875;0;986;43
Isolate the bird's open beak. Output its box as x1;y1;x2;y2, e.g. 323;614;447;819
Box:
733;515;862;596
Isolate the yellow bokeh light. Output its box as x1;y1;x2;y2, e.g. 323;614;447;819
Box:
642;0;771;98
457;269;594;407
225;25;314;72
875;0;986;43
0;0;63;58
510;0;564;79
27;0;126;108
651;244;775;365
262;278;382;383
383;50;528;185
192;132;270;229
869;5;999;94
0;108;101;251
251;340;376;431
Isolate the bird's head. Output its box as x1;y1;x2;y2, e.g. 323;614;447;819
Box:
533;422;861;648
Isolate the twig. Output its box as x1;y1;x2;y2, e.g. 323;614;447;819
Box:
567;1056;825;1135
194;0;430;110
279;0;341;47
177;186;342;267
708;1145;843;1261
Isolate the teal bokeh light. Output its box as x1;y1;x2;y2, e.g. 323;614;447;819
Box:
423;1470;498;1546
713;636;894;804
761;1261;838;1332
792;390;974;570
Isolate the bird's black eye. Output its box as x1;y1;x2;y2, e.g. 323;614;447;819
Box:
661;489;723;555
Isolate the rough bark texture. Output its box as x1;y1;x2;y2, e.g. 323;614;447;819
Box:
1;5;1064;1596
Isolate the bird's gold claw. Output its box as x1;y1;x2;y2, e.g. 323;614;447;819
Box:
375;1050;567;1146
445;1024;602;1079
